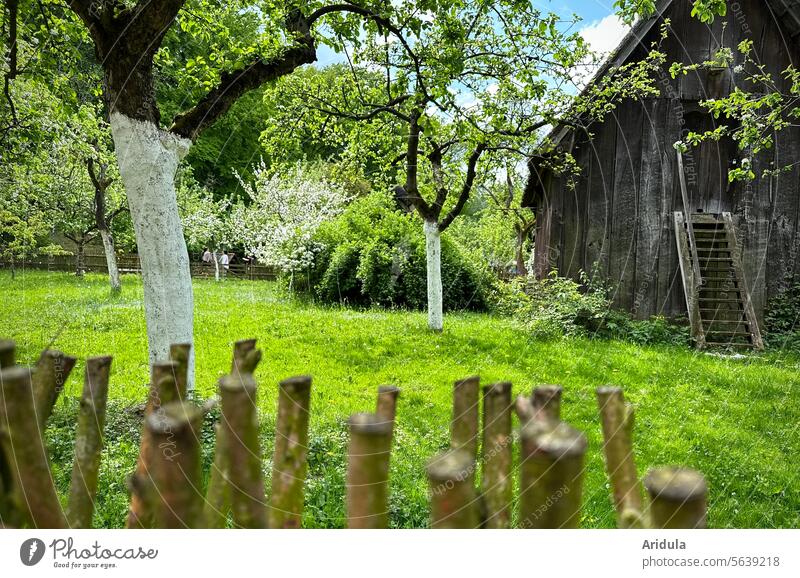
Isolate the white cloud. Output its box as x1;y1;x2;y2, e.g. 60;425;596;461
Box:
579;14;629;57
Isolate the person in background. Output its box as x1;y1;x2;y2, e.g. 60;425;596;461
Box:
220;251;230;277
201;247;212;265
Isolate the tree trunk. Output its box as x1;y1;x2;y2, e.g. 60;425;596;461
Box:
75;242;85;277
515;228;527;276
100;229;121;293
109;112;195;391
212;250;220;282
423;220;443;332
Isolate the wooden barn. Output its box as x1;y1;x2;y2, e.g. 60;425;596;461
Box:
524;0;800;349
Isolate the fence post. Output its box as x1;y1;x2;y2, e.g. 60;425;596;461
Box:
169;343;191;400
204;339;262;528
346;413;393;528
220;373;268;528
451;376;480;461
66;356;112;528
32;350;77;428
426;449;479;529
481;382;512;529
519;421;587;529
0;366;67;528
0;340;14;368
644;467;707;529
125;360;181;528
596;386;644;528
147;401;205;528
376;385;400;429
269;375;312;529
532;385;563;422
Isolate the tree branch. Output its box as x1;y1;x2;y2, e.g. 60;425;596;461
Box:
170;11;316;140
439;143;486;231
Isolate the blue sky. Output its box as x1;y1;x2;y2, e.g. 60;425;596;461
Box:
316;1;627;67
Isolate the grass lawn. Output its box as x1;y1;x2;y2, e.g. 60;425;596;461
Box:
1;270;798;529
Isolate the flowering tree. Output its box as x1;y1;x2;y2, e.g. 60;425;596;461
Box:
236;162;348;275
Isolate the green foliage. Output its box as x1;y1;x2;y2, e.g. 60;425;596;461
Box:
308;193;491;311
765;280;800;351
493;272;689;345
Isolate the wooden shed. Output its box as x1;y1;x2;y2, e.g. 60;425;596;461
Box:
524;0;800;348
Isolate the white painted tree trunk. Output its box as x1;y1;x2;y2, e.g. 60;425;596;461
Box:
212;250;220;282
109;112;195;391
100;229;121;293
423;220;443;332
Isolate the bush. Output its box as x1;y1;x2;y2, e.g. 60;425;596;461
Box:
494;271;689;345
300;192;492;311
765;279;800;351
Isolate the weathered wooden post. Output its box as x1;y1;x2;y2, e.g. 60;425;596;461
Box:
644;467;707;529
376;385;400;433
0;340;14;368
269;375;312;529
0;366;66;528
66;356;112;528
515;394;535;424
519;421;587;529
346;413;393;528
126;360;181;528
451;376;480;460
532;384;562;422
426;449;479;529
32;349;77;428
596;386;644;528
204;339;262;528
169;343;191;400
220;372;268;528
481;382;512;529
147;401;205;528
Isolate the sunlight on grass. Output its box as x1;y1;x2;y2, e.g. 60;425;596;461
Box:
1;271;798;528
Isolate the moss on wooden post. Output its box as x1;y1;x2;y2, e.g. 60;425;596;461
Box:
147;401;205;528
32;350;77;428
644;467;707;529
519;421;587;529
220;373;268;528
204;339;262;528
269;375;312;529
0;366;66;528
169;343;191;400
426;449;479;529
481;382;512;529
596;386;644;528
532;385;562;422
0;340;15;368
451;376;480;460
346;413;393;528
125;359;180;529
66;356;112;528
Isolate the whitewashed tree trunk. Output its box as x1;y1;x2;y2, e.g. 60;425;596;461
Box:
109;112;195;391
212;250;220;282
423;220;443;332
100;229;121;293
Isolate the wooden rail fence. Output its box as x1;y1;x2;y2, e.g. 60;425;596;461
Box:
0;254;278;281
0;338;708;529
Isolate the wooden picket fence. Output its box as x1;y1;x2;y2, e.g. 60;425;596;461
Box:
0;338;708;529
0;255;277;281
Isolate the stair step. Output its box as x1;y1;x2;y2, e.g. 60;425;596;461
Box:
699;258;734;262
704;341;754;348
698;298;743;303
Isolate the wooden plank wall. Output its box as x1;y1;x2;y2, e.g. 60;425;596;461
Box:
534;0;800;321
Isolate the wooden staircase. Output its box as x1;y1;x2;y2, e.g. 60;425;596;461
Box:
674;212;764;350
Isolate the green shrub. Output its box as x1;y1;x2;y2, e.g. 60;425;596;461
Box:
300;192;492;311
765;279;800;351
494;271;688;345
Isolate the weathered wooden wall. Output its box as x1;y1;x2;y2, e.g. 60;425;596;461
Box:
532;0;800;321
